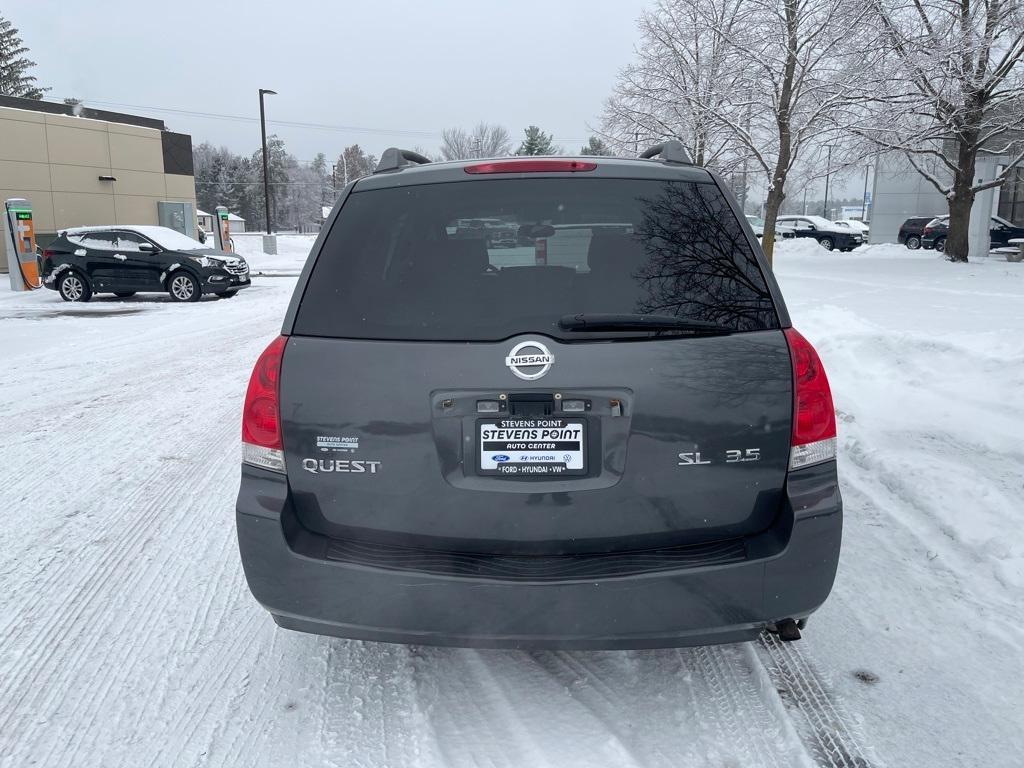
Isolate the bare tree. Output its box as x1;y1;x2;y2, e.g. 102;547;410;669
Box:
852;0;1024;262
439;122;513;160
605;0;869;263
601;0;749;169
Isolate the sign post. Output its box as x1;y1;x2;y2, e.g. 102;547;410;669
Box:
4;198;41;291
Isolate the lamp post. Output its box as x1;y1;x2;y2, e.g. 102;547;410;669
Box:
862;164;870;220
822;144;834;219
258;88;277;234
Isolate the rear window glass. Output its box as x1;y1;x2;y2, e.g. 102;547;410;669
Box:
293;178;778;341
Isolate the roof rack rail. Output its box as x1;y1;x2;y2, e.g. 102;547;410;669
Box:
374;147;432;174
639;140;693;165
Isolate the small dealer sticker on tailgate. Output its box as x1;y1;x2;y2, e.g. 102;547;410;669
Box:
479;418;586;475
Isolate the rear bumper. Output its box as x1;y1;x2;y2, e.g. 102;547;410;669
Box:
236;462;842;650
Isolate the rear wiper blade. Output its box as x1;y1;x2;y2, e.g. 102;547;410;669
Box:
557;313;734;335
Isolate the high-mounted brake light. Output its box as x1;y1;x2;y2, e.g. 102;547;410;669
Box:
784;328;837;470
242;335;287;472
464;159;598;174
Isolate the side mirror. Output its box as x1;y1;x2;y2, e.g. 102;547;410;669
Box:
139;242;157;253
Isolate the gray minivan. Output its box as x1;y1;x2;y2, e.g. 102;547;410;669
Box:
236;143;842;649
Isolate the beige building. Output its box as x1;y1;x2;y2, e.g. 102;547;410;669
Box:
0;95;197;263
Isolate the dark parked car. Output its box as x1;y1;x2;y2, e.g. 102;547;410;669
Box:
922;215;1024;253
775;215;863;251
745;215;796;239
897;216;935;249
42;225;250;302
236;143;841;650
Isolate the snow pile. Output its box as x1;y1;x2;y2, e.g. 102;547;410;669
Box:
775;236;830;258
776;242;1024;587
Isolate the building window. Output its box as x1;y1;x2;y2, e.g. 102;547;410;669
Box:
998;167;1024;226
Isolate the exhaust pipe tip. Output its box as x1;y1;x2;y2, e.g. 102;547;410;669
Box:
769;618;802;642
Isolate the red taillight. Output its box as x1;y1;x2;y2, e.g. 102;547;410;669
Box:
464;159;597;174
42;249;55;261
784;328;837;469
242;336;287;471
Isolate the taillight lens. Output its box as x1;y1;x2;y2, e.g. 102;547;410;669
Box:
464;159;597;174
242;335;287;472
784;328;837;470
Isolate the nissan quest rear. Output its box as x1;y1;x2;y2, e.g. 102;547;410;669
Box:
235;143;842;649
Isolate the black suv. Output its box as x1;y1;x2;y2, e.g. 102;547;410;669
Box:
42;225;250;302
922;215;1024;252
236;144;842;650
897;216;935;249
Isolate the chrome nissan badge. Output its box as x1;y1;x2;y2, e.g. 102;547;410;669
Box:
505;341;554;381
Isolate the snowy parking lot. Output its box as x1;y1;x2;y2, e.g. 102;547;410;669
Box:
1;239;1022;767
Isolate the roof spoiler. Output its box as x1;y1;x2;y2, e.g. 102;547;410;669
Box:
639;140;693;165
375;148;432;174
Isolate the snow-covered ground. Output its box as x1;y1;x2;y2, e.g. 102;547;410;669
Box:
1;239;1022;767
231;232;313;275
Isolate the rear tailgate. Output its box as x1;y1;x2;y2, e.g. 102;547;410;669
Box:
280;331;791;553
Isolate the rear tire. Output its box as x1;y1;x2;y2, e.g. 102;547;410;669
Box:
906;235;921;249
58;271;91;302
934;237;946;253
168;271;201;302
818;236;834;251
114;291;136;298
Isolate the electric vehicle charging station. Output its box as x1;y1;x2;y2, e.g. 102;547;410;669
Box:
214;206;233;252
4;198;42;292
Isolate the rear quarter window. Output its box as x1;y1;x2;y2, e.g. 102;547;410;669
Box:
293;177;779;341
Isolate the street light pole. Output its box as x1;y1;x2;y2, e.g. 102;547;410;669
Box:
258;88;277;234
822;144;833;219
862;164;870;220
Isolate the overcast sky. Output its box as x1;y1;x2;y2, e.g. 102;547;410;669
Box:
16;0;652;162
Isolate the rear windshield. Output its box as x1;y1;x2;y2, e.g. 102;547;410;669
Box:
293;178;779;341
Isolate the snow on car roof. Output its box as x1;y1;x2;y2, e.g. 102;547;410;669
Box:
62;225;206;251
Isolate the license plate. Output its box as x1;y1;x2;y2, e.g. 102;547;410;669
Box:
478;418;586;476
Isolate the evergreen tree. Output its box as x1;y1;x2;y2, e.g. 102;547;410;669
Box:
252;135;291;230
0;16;46;99
516;126;559;156
335;144;376;185
581;136;612;156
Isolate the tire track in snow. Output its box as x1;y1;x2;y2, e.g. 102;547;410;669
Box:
689;644;808;768
404;644;817;768
20;419;249;767
0;290;291;766
0;412;238;740
315;639;433;768
756;633;876;768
